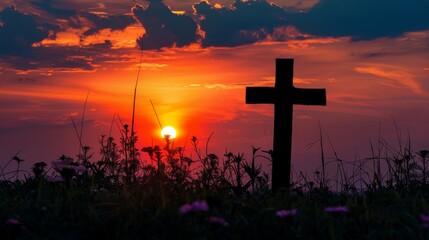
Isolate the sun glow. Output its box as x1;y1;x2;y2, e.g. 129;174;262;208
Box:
161;126;177;139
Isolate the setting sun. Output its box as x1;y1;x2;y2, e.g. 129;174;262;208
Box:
161;126;177;139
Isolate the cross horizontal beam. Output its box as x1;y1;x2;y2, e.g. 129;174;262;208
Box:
246;87;326;105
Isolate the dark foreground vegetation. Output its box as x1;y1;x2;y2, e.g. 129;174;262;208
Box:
2;125;429;239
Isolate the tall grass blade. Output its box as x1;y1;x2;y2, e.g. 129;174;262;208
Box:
131;49;144;137
150;99;163;130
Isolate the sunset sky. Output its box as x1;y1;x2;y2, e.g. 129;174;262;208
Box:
1;0;428;179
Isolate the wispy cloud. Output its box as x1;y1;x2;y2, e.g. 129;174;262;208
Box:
355;65;423;94
204;83;243;89
125;62;168;71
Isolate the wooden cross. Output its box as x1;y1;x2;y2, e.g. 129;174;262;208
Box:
246;58;326;193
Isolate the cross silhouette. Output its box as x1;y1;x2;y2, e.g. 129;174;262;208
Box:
246;58;326;193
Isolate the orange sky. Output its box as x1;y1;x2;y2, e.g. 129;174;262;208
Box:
1;0;428;180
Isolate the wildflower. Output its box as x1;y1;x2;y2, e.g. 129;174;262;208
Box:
420;214;429;228
179;200;209;214
45;175;63;183
179;204;193;214
6;218;21;225
5;217;23;238
52;155;86;177
73;164;86;174
325;206;348;213
142;146;156;159
182;157;194;167
192;200;209;211
32;162;47;178
209;216;229;227
276;209;298;218
52;155;73;168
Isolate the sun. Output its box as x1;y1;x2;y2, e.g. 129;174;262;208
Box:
161;126;177;139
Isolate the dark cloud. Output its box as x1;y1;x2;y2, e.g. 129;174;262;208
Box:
3;55;94;72
79;12;136;38
145;0;429;47
0;4;132;71
292;0;429;40
1;45;99;71
29;0;86;30
89;40;114;49
2;0;428;62
30;0;135;38
0;6;55;56
0;6;94;71
193;0;288;47
31;0;76;18
132;0;199;50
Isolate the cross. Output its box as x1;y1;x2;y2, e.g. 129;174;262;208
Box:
246;58;326;193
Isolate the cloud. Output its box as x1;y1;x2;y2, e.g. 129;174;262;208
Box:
29;0;83;30
79;12;136;38
31;0;77;18
1;46;96;72
0;4;136;71
355;65;423;94
3;0;428;69
0;6;56;55
31;0;136;38
193;0;289;47
292;0;429;40
88;40;113;49
275;0;320;10
132;1;199;50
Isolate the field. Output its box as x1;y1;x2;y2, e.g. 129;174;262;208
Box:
2;126;429;239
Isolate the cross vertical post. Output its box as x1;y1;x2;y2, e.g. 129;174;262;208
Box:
246;58;326;193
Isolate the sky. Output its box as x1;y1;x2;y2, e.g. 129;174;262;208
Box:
0;0;428;181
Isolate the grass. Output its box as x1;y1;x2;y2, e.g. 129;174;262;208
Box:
2;124;429;239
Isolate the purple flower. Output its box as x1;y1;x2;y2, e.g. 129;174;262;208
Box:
179;204;193;214
209;216;229;227
325;206;348;213
179;200;209;214
421;214;429;222
420;214;429;228
52;157;86;176
192;200;209;211
73;165;87;174
5;218;21;225
276;209;298;218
